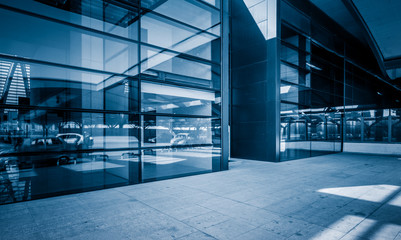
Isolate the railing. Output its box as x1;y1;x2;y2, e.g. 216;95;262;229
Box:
345;109;401;143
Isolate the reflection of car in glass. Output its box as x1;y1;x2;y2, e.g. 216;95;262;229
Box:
147;137;156;143
18;137;77;169
170;133;192;145
56;133;93;149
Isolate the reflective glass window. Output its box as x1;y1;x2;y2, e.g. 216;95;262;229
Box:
143;116;216;147
141;13;219;61
144;0;221;36
141;82;218;116
141;45;217;82
0;60;138;111
1;0;139;40
142;146;219;181
0;8;139;75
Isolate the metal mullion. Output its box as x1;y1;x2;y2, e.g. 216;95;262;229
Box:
138;0;143;184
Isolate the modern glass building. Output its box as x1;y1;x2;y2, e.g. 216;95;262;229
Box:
0;0;229;203
1;0;400;204
231;0;401;162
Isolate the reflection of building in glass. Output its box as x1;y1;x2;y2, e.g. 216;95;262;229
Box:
0;0;226;204
231;0;401;162
0;61;30;105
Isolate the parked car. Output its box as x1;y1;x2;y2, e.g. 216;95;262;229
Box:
170;133;192;146
56;133;94;149
17;137;77;169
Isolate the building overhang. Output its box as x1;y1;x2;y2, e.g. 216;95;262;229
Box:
310;0;401;87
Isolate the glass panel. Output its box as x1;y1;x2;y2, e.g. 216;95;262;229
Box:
141;82;218;116
0;8;138;74
142;146;219;181
1;0;139;40
200;0;221;8
141;45;218;83
392;109;401;142
0;109;139;203
280;115;311;161
309;112;341;157
141;13;220;61
145;0;221;35
345;111;362;142
281;45;299;66
0;111;139;154
0;149;135;203
280;102;341;161
143;116;215;147
281;64;300;85
0;60;138;111
281;25;299;48
280;103;311;161
0;0;223;204
363;110;389;142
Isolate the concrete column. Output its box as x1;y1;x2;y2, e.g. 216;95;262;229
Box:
221;0;229;170
266;0;281;162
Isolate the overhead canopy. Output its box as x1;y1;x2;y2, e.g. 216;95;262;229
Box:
310;0;401;81
352;0;401;79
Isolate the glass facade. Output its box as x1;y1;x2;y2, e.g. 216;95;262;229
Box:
231;0;401;162
1;0;398;204
278;0;401;161
345;109;401;143
280;24;342;160
0;0;223;204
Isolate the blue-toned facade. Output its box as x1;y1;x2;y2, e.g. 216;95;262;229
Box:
0;0;228;204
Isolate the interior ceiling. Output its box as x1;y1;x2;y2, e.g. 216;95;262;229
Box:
310;0;401;82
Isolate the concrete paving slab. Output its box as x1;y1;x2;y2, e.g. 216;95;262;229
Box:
1;153;401;239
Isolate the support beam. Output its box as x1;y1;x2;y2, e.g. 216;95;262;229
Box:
266;0;281;162
220;0;229;170
341;0;388;80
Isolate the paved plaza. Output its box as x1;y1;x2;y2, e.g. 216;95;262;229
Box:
1;153;401;239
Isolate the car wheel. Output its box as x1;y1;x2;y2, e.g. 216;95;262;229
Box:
58;156;69;165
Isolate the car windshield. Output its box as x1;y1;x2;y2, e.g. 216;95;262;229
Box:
58;134;80;143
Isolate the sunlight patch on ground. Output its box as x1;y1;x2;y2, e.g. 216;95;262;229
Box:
317;185;400;203
388;192;401;207
317;215;365;234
